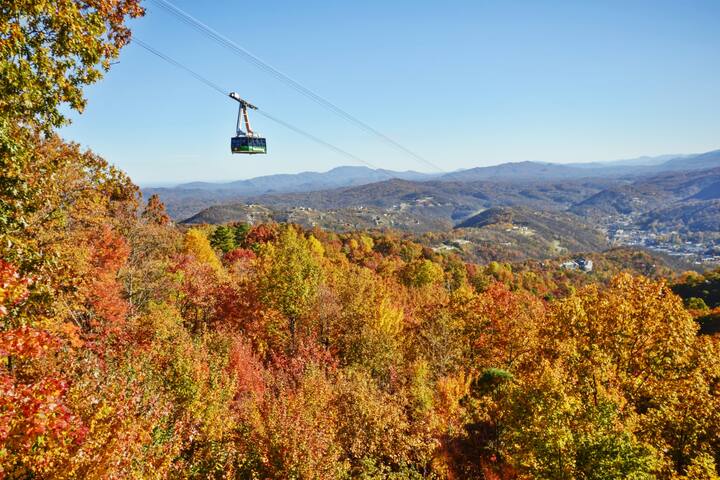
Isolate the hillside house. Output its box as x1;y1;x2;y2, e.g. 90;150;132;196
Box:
560;258;594;272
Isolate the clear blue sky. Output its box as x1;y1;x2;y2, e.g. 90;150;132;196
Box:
60;0;720;185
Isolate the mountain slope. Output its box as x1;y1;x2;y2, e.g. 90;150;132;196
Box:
691;181;720;200
641;200;720;232
439;161;620;182
145;167;437;219
570;185;661;216
454;206;607;255
658;149;720;171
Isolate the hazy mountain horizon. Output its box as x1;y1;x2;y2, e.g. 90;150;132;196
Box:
140;150;720;190
143;148;719;189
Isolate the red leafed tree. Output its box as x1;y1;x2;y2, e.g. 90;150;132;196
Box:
172;254;222;332
223;247;256;265
141;194;171;226
0;262;86;477
212;281;264;334
82;225;131;334
227;336;266;400
470;282;545;372
244;224;277;246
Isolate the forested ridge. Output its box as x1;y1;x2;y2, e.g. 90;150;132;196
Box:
1;2;720;479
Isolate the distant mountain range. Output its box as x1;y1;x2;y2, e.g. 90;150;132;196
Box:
566;154;690;168
144;148;720;221
174;166;436;193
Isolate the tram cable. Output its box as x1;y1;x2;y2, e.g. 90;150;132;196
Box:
134;39;227;95
134;38;389;172
147;0;444;173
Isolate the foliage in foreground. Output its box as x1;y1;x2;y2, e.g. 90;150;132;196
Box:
1;140;719;477
1;3;719;477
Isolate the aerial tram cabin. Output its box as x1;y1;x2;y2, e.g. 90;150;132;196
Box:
229;92;266;154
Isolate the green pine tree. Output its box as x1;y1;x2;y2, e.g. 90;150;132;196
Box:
210;225;236;253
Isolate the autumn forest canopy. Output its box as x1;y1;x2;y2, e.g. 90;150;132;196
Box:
1;2;720;479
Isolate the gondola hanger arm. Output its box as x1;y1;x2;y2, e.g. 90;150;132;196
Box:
228;92;257;110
